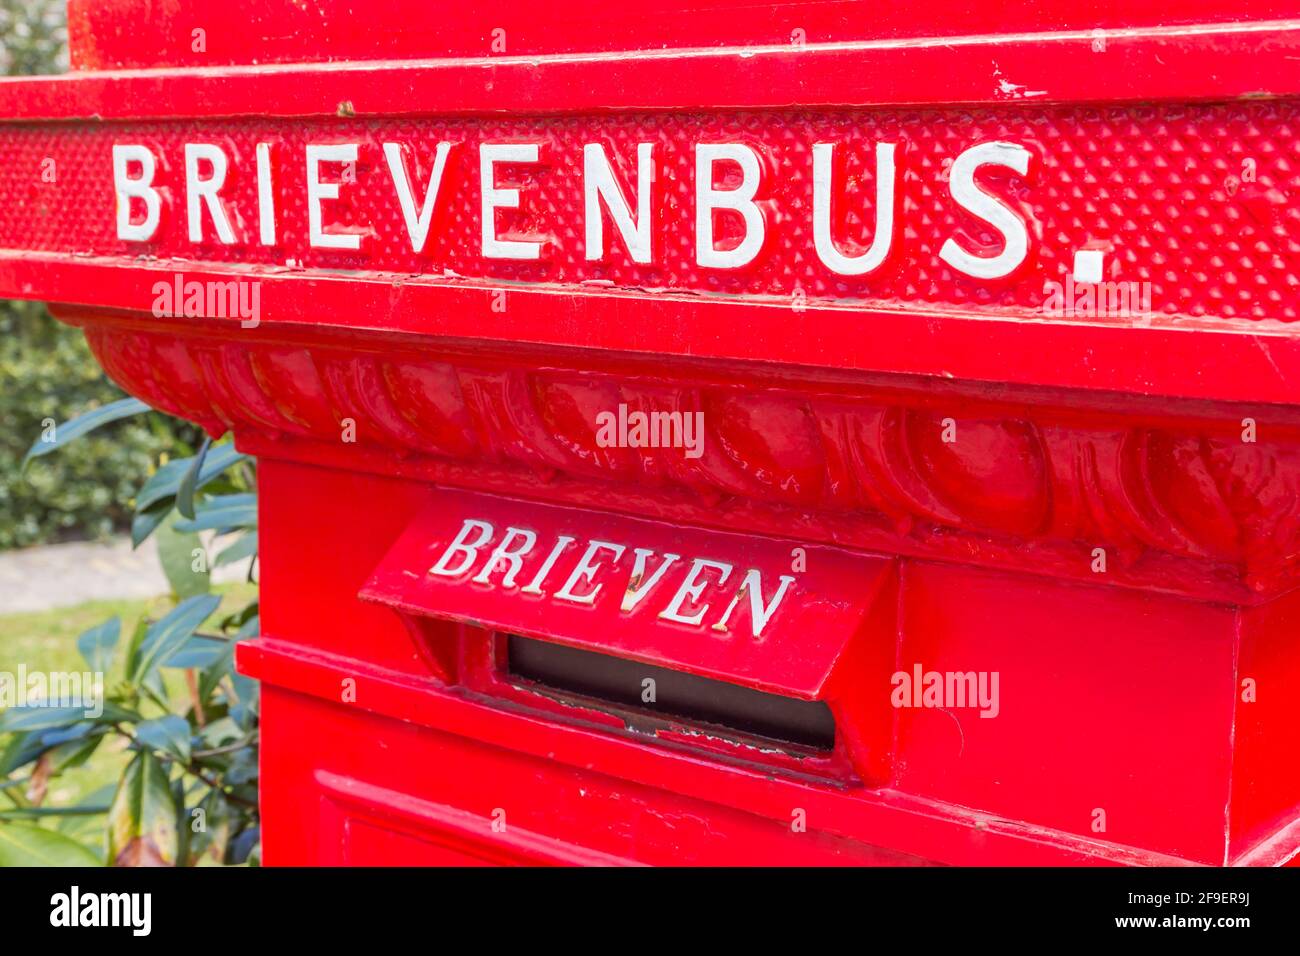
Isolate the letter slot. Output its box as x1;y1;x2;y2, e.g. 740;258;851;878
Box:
360;489;898;784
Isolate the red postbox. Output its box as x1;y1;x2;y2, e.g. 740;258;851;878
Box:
3;0;1300;866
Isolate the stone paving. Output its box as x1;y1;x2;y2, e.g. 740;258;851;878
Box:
0;536;253;613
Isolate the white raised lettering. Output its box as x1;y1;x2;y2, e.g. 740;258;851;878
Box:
554;539;626;605
695;144;764;269
471;526;538;589
429;519;495;578
584;143;653;263
620;549;681;613
520;535;577;597
660;558;733;626
385;142;453;254
306;143;361;250
184;144;236;244
939;141;1031;280
711;568;795;638
812;142;896;275
480;143;543;260
112;145;161;242
255;143;276;246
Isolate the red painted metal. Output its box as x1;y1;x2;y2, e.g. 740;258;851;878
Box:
3;0;1300;865
2;105;1296;319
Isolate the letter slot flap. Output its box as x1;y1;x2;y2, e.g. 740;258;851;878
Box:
360;491;897;710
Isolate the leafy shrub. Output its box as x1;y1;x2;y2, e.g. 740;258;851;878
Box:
0;0;66;76
0;302;199;549
1;404;260;866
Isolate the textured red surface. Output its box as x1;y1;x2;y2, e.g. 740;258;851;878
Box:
2;102;1296;320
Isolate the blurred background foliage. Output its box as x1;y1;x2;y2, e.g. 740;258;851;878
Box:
0;0;66;75
0;0;196;550
0;2;261;865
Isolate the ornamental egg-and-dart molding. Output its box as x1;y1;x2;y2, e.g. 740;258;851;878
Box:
72;316;1300;606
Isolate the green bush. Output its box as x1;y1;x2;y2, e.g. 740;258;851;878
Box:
0;302;198;548
2;405;260;866
0;0;66;76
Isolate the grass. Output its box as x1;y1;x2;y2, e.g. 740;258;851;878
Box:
0;582;257;674
0;582;257;853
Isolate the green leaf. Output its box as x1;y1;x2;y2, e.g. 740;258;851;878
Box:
36;722;96;747
218;601;259;635
176;435;212;521
140;667;170;708
199;717;241;749
230;826;260;865
230;673;259;727
164;634;229;670
107;750;179;866
130;594;222;685
21;397;151;469
0;702;138;734
77;618;121;674
224;746;258;786
0;706;86;734
122;616;149;687
214;531;258;567
0;732;41;777
155;514;210;599
1;724;111;777
0;803;110;819
47;732;105;774
136;442;246;514
135;716;192;763
198;642;237;705
129;441;246;550
0;822;102;866
174;494;257;534
130;499;173;549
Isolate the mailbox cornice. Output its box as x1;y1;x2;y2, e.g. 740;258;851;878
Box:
5;258;1299;408
56;307;1300;606
1;22;1299;120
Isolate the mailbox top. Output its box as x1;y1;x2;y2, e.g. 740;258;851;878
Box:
68;0;1297;70
0;0;1280;411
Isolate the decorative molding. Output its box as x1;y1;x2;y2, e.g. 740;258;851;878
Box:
82;322;1300;601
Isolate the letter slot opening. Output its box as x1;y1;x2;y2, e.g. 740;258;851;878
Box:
506;634;836;751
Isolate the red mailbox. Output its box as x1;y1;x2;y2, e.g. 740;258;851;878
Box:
3;0;1300;866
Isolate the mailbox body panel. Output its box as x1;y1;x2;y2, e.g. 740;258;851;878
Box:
237;459;1296;865
259;690;928;866
896;564;1237;863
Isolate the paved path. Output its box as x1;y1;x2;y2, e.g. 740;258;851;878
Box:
0;536;253;613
